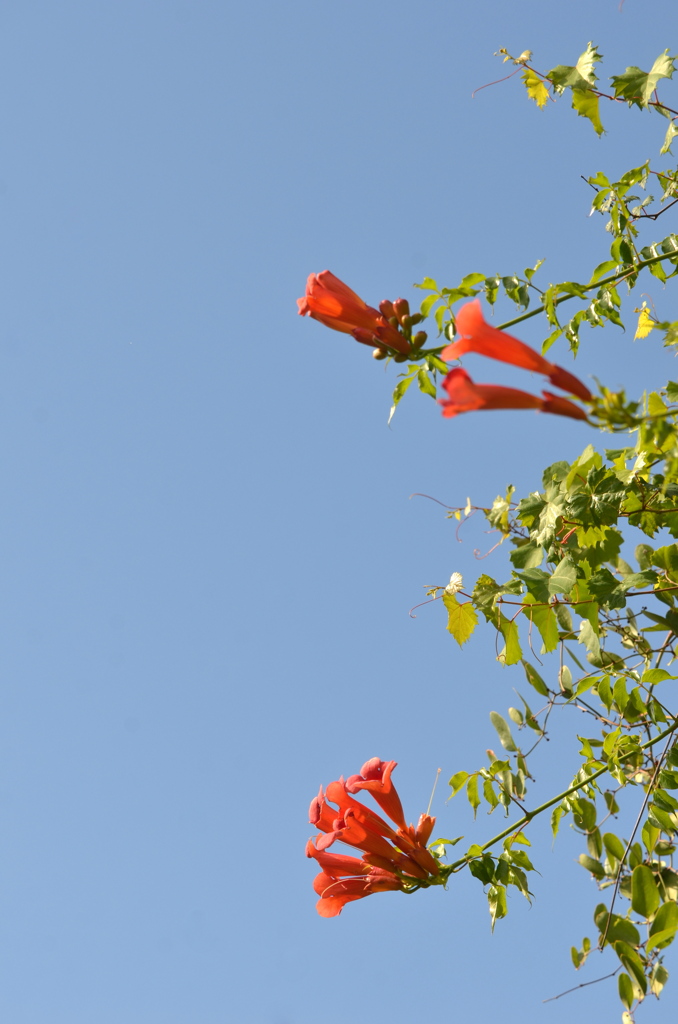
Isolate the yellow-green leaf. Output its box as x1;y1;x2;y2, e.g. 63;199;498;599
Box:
572;88;604;136
522;68;549;109
497;615;522;665
442;592;478;647
635;306;656;339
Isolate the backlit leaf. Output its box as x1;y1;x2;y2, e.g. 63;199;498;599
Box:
618;973;634;1011
522;660;549;696
631;863;660;917
497;615;522;666
648;900;678;949
522;68;549;109
442;592;478;647
635;307;656;339
572;89;604;136
416;368;437;399
489;711;518;752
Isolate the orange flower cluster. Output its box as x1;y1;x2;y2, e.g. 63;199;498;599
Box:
440;300;591;421
307;758;440;917
297;271;421;357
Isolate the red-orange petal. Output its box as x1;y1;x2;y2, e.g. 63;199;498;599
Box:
345;759;407;829
541;391;589;421
441;300;553;375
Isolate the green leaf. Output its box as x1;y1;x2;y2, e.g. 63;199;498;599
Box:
415;277;438;292
652;544;678;581
618;570;658;592
613;940;648;995
522;660;549;696
611;51;676;109
650;964;669;998
509;541;543;570
579;853;605;878
488;884;507;931
661;120;678;156
489;711;518;752
597;675;612;709
497;615;522;666
420;293;439;317
554;602;573;632
442;592;478;647
572;89;604;136
588;567;627;609
388;372;417;425
603;832;625;862
618;973;634;1011
416;368;437;399
594;904;641;947
548;42;601;92
631;863;660;917
642;668;677;684
613;677;629;713
551;804;566;837
648;900;678;949
515;568;550;602
578;618;600;660
466;774;480;817
521;593;559;653
449;770;470;795
548;557;577;596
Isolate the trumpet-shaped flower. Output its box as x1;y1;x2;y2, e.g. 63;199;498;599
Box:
441;299;591;402
345;758;406;829
440;368;588;422
312;868;404;918
307;758;441;916
297;271;409;354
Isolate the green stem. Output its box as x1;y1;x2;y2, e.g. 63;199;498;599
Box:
446;718;678;874
496;250;676;332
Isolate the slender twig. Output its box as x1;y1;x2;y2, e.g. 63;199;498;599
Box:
543;967;621;1003
471;68;521;99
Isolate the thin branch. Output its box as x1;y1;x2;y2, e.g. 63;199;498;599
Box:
543;967;621;1003
471;68;521;99
495;250;677;333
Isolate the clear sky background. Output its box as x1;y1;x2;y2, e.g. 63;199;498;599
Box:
1;2;677;1022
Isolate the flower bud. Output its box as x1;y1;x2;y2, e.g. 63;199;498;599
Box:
400;315;412;331
393;298;410;319
372;347;387;360
411;331;428;349
393;353;408;362
388;316;399;328
379;299;395;319
409;312;423;326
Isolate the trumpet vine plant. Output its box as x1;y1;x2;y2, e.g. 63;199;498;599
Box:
299;43;678;1024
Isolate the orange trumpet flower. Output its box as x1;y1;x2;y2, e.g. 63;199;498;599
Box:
297;271;409;354
312;868;404;918
441;299;591;402
307;758;441;916
440;368;588;422
345;758;406;829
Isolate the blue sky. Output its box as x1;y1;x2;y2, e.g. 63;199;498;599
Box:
1;2;677;1022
